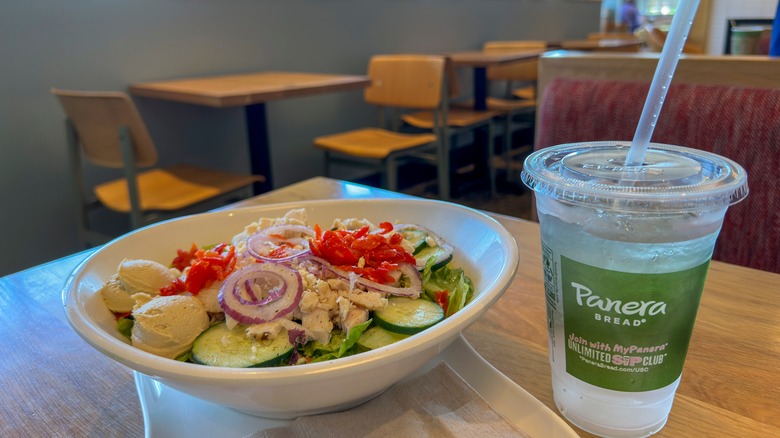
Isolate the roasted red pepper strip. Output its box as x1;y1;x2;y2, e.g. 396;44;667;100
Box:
171;243;198;271
165;243;237;295
378;221;394;234
160;278;186;296
309;222;415;284
434;290;449;315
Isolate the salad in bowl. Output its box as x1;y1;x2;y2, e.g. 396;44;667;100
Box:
63;198;518;418
102;208;475;368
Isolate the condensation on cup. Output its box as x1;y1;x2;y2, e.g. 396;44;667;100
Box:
521;141;748;437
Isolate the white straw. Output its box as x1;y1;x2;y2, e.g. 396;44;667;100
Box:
626;0;701;166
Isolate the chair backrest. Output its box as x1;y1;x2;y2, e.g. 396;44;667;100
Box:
483;41;547;82
535;77;780;273
51;88;158;168
643;27;703;54
364;55;446;110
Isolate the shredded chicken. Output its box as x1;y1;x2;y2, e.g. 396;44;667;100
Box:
346;291;387;311
301;308;333;345
331;217;375;231
246;319;305;341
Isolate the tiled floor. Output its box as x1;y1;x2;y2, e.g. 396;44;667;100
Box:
401;176;533;221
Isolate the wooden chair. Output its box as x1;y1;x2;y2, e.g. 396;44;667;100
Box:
643;26;703;54
478;41;546;181
483;40;546;101
52;88;264;246
534;52;780;273
315;55;498;199
399;58;501;197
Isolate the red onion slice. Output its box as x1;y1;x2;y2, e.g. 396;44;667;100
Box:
246;225;316;262
236;274;287;306
219;263;303;324
239;279;260;302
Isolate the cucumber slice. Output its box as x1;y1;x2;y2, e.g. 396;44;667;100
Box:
415;243;454;271
357;326;409;351
374;297;445;335
395;225;429;254
192;322;294;368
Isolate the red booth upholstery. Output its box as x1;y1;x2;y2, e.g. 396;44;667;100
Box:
536;78;780;273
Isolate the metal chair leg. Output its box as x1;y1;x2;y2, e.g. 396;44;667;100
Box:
118;126;143;230
487;122;497;198
504;114;512;183
323;151;332;177
66;119;91;247
437;132;451;201
385;156;398;192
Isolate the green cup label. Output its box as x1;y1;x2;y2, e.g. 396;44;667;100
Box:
556;251;709;392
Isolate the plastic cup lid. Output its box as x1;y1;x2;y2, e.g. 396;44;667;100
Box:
521;142;748;213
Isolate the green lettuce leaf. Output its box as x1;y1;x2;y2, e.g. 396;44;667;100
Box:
422;262;474;317
304;319;372;363
117;317;134;340
175;351;193;362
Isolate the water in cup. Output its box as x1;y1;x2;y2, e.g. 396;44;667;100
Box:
522;141;747;437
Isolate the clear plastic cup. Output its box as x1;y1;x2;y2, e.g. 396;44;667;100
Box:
521;141;748;437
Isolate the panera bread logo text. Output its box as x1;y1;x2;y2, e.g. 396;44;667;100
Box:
571;282;666;326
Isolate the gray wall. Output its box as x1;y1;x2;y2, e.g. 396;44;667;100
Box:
0;0;599;276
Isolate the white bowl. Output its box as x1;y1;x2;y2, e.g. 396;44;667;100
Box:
63;198;519;418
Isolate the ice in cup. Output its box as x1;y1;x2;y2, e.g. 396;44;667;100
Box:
521;141;748;437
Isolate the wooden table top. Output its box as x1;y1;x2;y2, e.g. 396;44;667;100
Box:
1;177;778;437
557;38;644;51
129;71;371;107
445;49;543;67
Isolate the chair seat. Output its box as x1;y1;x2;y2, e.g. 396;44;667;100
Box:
314;127;437;159
402;108;500;129
453;97;536;113
512;86;536;101
94;164;263;213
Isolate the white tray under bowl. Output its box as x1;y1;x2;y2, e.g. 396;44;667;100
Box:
135;335;577;438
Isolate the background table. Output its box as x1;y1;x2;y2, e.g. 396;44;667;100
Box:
2;177;778;437
554;38;644;51
446;50;543;111
130;72;371;193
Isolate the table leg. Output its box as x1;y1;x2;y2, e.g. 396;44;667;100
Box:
245;103;273;193
473;67;488;111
